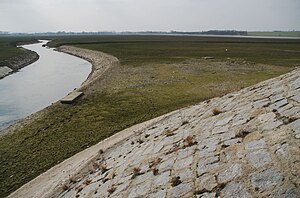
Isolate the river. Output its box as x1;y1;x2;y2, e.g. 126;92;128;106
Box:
0;40;92;131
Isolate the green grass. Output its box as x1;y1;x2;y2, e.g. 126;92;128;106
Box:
0;36;38;67
0;35;300;197
248;31;300;37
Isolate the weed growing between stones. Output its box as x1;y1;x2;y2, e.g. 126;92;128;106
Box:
132;167;141;179
171;176;182;187
107;185;116;194
212;108;222;116
183;135;198;147
165;129;175;137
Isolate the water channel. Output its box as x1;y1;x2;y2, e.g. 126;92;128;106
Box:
0;40;92;131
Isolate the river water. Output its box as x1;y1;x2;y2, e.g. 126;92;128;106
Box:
0;40;92;131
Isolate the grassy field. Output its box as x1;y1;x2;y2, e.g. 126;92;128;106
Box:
0;35;300;196
248;31;300;37
0;36;38;67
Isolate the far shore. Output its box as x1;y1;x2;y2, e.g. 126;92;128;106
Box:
0;43;39;79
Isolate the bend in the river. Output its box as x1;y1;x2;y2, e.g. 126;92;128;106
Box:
0;40;92;131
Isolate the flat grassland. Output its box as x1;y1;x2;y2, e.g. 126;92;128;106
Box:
1;35;300;197
248;31;300;37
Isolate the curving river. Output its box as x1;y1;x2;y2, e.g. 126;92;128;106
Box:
0;40;92;131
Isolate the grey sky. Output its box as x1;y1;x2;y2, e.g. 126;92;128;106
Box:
1;0;299;33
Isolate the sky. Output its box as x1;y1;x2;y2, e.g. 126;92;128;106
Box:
0;0;299;33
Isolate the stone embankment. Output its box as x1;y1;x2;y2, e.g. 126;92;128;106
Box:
57;46;119;89
0;48;39;79
9;67;300;197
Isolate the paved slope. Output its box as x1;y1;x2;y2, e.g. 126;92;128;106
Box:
10;68;300;197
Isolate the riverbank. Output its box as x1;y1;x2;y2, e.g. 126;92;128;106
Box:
57;45;119;89
9;67;300;197
0;47;39;79
1;46;118;137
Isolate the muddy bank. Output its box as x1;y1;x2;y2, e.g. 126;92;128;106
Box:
0;47;39;79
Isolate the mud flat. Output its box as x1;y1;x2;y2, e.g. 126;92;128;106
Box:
9;66;300;197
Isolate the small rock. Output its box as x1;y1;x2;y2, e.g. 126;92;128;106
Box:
170;182;193;198
217;164;242;184
221;182;252;198
245;139;266;151
197;155;220;175
258;112;276;123
247;149;272;168
289;119;300;138
250;168;283;192
196;174;217;192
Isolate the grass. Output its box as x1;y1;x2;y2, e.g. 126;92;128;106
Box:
0;36;38;67
248;31;300;37
0;35;300;196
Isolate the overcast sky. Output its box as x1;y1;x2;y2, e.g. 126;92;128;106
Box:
0;0;299;33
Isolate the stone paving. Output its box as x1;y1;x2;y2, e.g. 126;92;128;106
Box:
47;68;300;198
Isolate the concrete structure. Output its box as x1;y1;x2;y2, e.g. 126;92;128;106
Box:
60;92;84;104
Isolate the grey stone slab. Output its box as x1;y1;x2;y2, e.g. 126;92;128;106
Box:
215;114;235;126
250;168;284;192
258;112;276;123
177;147;195;160
291;94;300;103
197;155;220;175
176;169;194;182
221;182;252;198
158;157;175;173
220;131;236;141
224;138;242;146
196;174;217;192
281;106;300;118
174;155;193;170
277;103;293;114
263;119;283;130
253;98;270;108
232;116;249;127
197;137;220;157
271;186;300;198
275;143;289;159
112;181;130;196
0;66;13;78
134;171;153;185
270;94;284;103
149;189;167;198
170;182;193;198
247;149;272;168
196;192;217;198
289;119;300;138
127;181;152;198
270;98;288;109
217;164;242;184
212;125;229;135
245;139;267;151
289;78;300;90
153;171;170;187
